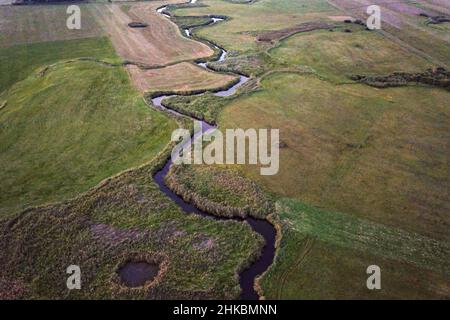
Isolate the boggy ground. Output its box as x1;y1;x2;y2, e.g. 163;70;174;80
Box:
0;156;263;299
127;62;238;93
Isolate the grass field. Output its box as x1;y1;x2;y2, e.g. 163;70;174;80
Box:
0;4;103;48
327;0;450;66
269;27;432;83
260;198;449;299
172;0;339;53
0;59;177;217
0;0;448;300
0;1;268;300
0;37;120;92
220;72;450;241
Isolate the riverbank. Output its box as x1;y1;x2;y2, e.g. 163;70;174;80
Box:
148;5;277;299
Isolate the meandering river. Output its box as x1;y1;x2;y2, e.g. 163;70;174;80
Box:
151;4;276;300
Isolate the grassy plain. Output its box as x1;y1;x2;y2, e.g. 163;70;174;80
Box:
1;0;449;300
172;0;339;53
0;1;266;300
90;2;214;66
260;198;449;299
0;60;177;217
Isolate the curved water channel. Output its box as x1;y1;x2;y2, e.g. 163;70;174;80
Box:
151;4;276;300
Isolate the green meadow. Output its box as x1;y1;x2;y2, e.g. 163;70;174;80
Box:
260;199;449;299
0;161;263;299
0;37;121;93
0;59;177;217
0;0;448;299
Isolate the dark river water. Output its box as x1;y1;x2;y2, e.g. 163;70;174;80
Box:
143;5;277;300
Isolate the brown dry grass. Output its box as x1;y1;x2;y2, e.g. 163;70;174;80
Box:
127;62;237;93
90;2;213;67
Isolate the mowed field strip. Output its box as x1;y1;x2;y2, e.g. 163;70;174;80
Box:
89;2;236;94
90;1;213;67
127;62;238;93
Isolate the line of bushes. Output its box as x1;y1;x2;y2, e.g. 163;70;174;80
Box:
351;67;450;90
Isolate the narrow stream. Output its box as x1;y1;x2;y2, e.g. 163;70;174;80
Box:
151;4;276;300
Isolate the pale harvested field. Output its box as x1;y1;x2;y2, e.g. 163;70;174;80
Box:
0;4;103;47
127;62;237;93
90;1;214;66
327;0;450;65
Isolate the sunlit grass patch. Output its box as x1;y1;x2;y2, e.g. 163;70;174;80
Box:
0;60;176;217
260;198;450;299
